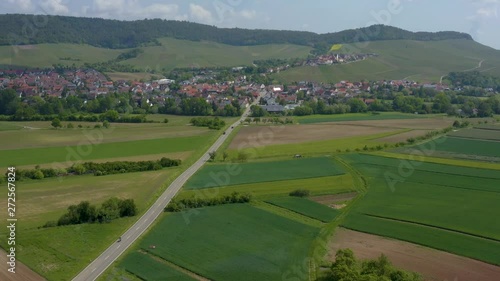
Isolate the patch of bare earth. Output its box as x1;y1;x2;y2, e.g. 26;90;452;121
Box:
310;192;357;209
377;130;432;143
228;125;395;149
0;249;46;281
328;228;500;281
330;118;455;130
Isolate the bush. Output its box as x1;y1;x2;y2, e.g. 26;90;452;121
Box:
67;123;74;129
289;189;310;197
165;192;252;212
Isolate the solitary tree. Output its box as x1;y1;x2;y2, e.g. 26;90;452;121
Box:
222;151;229;162
209;151;217;161
51;118;62;129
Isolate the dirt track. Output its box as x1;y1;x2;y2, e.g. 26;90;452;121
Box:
0;249;45;281
329;228;500;281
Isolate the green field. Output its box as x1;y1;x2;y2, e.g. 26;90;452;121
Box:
120;252;196;281
178;175;355;200
274;39;500;83
0;37;311;71
295;112;433;124
265;197;340;222
123;38;312;71
232;130;404;159
340;153;500;264
184;157;345;189
449;128;500;141
0;135;211;167
134;204;319;281
417;136;500;158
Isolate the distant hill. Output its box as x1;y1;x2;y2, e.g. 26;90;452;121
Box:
0;14;472;50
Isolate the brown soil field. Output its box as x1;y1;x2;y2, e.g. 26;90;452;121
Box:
329;228;500;281
377;129;432;143
310;192;357;208
0;249;45;281
331;118;455;130
228;124;396;149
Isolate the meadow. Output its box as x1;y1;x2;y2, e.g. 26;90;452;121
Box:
294;112;432;124
340;153;500;264
177;175;355;200
184;157;345;189
265;197;340;222
448;128;500;141
135;204;320;281
120;252;196;281
0;135;210;167
416;136;500;158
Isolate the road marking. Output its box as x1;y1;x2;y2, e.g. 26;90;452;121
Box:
105;255;109;260
136;226;140;230
91;268;96;273
126;235;130;239
117;245;121;249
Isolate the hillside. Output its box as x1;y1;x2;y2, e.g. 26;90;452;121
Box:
0;37;312;71
273;39;500;83
0;14;471;50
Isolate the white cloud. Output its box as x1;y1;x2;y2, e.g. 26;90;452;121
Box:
476;7;498;17
41;0;69;14
93;0;124;13
190;4;213;23
7;0;33;11
240;10;256;20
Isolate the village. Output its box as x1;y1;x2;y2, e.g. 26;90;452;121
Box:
0;66;494;116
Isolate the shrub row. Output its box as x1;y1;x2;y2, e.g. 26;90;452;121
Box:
165;192;252;212
43;197;138;227
190;117;226;130
7;157;181;181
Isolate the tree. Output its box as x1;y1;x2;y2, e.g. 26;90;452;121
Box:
237;151;249;162
102;120;110;128
119;199;137;217
98;197;121;222
222;151;229;162
67;123;74;129
51;118;62;129
209;151;217;161
347;99;368;113
163;118;169;124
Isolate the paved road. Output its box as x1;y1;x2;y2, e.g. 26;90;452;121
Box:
72;94;262;281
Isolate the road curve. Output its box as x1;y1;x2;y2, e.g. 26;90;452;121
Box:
72;94;262;281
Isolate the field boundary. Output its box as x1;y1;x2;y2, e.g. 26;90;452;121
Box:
251;201;323;228
363;213;500;243
137;250;210;281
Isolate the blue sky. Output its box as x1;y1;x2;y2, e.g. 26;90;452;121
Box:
2;0;499;49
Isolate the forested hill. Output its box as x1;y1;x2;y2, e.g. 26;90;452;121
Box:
0;14;472;50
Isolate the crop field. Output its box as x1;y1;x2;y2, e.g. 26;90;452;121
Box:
0;169;178;280
178;174;354;200
295;112;433;124
340;153;500;264
0;119;210;150
0;135;211;167
416;136;500;158
232;131;403;159
229;124;398;149
265;197;340;222
135;204;319;281
449;128;500;141
184;157;345;189
120;252;196;281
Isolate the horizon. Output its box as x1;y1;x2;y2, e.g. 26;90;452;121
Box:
0;0;498;50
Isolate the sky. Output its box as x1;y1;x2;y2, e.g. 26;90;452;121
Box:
1;0;499;49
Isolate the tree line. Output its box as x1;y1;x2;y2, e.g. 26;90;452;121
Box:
190;117;226;130
165;192;252;212
6;157;181;181
323;249;421;281
43;198;138;227
0;89;243;119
